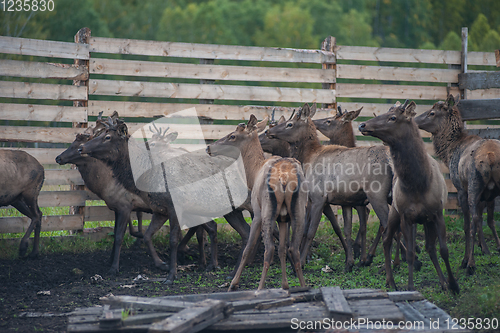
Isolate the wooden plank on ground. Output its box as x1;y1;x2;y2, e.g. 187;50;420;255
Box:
0;148;66;165
343;288;388;300
336;45;461;65
336;83;459;100
102;296;194;312
90;37;335;64
0;36;90;59
459;71;500;90
0;214;84;233
149;299;227;333
0;125;85;143
0;59;88;80
0;103;87;122
161;288;289;303
89;79;336;104
90;58;335;83
88;101;338;120
458;99;500;120
0;81;87;101
321;286;352;318
337;64;459;83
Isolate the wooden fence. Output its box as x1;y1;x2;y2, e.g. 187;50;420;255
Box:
0;28;499;235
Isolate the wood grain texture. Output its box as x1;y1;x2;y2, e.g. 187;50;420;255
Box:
0;81;87;101
0;103;87;122
0;36;89;59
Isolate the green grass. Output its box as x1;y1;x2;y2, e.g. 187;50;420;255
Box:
0;208;499;320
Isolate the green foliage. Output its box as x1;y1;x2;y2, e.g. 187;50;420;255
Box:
439;31;461;50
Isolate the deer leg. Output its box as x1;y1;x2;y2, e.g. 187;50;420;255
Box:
225;210;259;277
129;211;144;239
108;210;130;276
300;200;325;266
401;217;415;291
202;220;219;271
365;195;390;266
143;213;168;271
466;193;485;275
383;207;400;291
289;198;306;288
323;205;348;256
393;229;401;268
458;190;472;269
229;214;262;291
435;213;460;294
278;221;289;290
12;198;42;258
342;206;354;272
355;205;368;266
366;225;383;266
177;227;197;264
477;200;490;255
486;200;500;251
164;216;181;285
423;221;448;291
195;226;207;268
258;215;275;291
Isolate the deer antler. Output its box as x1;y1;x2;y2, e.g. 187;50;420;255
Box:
337;105;343;115
271;108;276;123
288;109;296;121
402;99;410;108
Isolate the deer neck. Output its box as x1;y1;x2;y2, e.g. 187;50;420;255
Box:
292;124;323;164
388;122;431;194
240;136;266;190
330;123;356;147
432;114;469;165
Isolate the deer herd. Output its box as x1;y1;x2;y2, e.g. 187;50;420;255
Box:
4;94;500;295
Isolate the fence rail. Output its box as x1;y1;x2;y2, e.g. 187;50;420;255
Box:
1;29;499;236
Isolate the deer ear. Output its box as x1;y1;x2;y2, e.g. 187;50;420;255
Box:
247;114;258;129
445;94;455;108
277;115;286;125
165;132;178;143
255;116;268;133
299;103;310;120
342;107;363;123
403;101;417;119
310;103;317;118
117;122;128;137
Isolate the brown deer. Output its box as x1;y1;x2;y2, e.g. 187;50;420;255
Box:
415;95;500;275
208;115;307;291
359;100;459;293
0;150;44;258
267;103;393;272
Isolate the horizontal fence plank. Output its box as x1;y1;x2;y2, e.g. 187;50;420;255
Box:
88;101;337;120
89;79;336;103
84;206;152;222
467;88;500;99
337;64;459;83
0;81;87;101
336;45;461;64
0;148;66;165
0;125;85;143
90;37;335;64
0;59;88;80
0;103;87;122
336;83;459;100
38;190;98;207
459;72;500;90
468;51;498;66
338;102;433;117
90;58;334;83
468;127;500;139
0;215;84;233
44;169;84;186
458;99;500;120
0;36;89;59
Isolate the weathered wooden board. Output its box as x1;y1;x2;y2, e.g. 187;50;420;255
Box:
102;296;194;312
337;64;459;83
467;88;500;99
496;49;500;67
343;289;388;300
337;45;461;65
0;81;87;101
89;79;336;104
90;37;335;64
0;125;86;143
161;288;289;303
44;169;84;186
336;83;459;100
459;71;500;90
468;127;500;140
321;286;352;318
0;103;87;122
0;36;90;59
0;59;88;80
84;206;153;223
0;148;66;165
0;214;84;233
149;299;227;333
90;58;335;83
468;51;498;67
458;99;500;120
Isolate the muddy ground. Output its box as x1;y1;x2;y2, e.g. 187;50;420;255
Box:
0;239;261;333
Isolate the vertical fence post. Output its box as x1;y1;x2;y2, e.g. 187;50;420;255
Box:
321;36;337;110
70;27;91;231
460;27;468;101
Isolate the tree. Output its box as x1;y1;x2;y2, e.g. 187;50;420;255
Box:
337;9;378;47
439;31;461;50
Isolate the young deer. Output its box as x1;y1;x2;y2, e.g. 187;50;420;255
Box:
267;104;393;272
359;100;459;293
415;95;500;275
208;115;307;291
